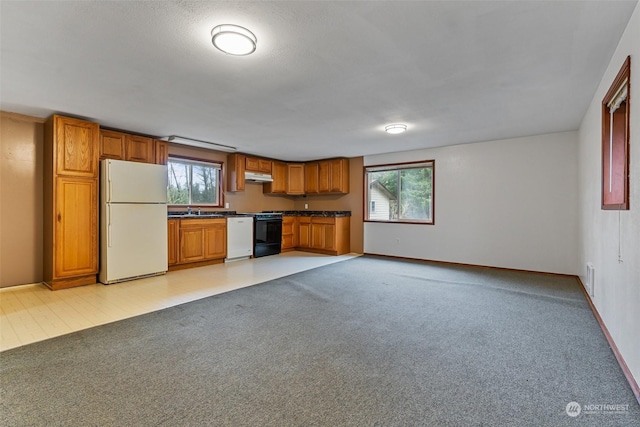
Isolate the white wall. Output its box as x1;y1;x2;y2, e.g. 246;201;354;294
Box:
364;131;579;275
578;3;639;383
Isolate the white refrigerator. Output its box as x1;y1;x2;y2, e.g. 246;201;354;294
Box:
99;159;168;284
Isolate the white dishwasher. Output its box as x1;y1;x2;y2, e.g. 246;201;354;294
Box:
226;216;254;262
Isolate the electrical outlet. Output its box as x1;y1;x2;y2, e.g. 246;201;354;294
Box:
225;202;229;209
304;203;308;209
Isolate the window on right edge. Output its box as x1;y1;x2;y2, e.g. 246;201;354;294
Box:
365;160;434;224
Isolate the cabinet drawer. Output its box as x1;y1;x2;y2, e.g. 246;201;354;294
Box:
179;218;226;228
311;217;335;225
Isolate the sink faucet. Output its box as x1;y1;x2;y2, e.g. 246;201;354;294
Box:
198;208;201;215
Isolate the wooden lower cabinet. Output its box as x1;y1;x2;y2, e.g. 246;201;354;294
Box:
172;218;227;269
204;224;226;259
298;218;311;249
291;216;349;255
167;219;178;266
53;176;99;280
281;216;298;251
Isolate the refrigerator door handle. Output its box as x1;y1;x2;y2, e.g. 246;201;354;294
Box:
107;205;112;248
108;165;113;203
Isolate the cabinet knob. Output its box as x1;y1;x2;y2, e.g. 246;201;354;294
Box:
57;213;62;222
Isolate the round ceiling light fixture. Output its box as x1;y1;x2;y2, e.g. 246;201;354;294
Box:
384;123;408;134
211;24;257;56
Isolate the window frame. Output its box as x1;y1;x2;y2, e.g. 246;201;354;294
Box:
167;155;224;207
601;55;630;210
364;159;435;225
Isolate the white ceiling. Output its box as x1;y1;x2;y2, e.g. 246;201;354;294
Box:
1;1;637;161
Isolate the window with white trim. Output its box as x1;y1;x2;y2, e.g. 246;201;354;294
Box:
168;157;222;206
365;160;434;224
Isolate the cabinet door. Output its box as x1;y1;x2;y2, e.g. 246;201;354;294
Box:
100;130;125;160
330;158;349;193
155;140;169;165
323;223;336;250
298;219;311;248
245;157;260;172
305;162;319;194
55;116;99;177
125;135;155;163
310;223;325;249
287;164;305;195
318;161;331;193
204;224;226;260
179;228;205;263
54;177;98;277
227;153;245;192
281;217;296;249
259;159;272;173
265;161;287;193
168;219;178;265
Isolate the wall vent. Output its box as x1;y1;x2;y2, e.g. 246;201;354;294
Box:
586;263;595;297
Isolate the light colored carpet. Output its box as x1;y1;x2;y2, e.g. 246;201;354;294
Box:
1;256;638;426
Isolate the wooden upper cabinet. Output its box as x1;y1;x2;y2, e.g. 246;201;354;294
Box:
245;156;260;172
305;162;319;194
100;130;126;160
54;116;99;177
318;160;331;193
287;164;305;195
264;161;287;194
227;153;246;192
259;159;272;173
246;156;272;173
125;135;155;163
154;140;169;165
330;158;349;193
101;130;161;164
54;176;98;278
311;158;349;194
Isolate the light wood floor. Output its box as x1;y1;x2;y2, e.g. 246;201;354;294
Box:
0;251;359;352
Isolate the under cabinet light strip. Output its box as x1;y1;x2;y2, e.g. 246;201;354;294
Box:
161;135;237;152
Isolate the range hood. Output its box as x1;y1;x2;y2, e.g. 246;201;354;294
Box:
245;171;273;182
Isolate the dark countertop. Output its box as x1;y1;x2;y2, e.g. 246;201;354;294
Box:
263;210;351;217
168;211;252;219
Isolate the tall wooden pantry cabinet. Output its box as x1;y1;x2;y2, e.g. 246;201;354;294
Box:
43;115;100;290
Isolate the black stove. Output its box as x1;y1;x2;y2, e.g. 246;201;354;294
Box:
252;213;283;220
239;213;283;257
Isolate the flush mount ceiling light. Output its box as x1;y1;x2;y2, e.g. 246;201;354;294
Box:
385;124;407;135
211;24;257;56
